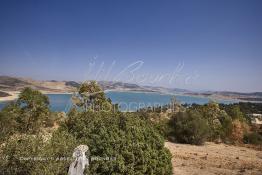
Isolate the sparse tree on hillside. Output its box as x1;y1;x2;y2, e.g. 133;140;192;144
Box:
73;81;112;111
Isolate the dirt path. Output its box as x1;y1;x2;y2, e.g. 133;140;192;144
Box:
165;142;262;175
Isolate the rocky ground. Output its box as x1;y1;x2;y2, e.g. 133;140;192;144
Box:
165;142;262;175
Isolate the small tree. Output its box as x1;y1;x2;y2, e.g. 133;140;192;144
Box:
16;87;50;133
190;102;233;141
73;81;112;111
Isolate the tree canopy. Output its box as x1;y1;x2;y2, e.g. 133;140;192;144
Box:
0;85;172;174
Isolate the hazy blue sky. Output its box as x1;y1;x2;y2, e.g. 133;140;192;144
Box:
0;0;261;92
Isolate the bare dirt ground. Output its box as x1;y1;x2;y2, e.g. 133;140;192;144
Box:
165;142;262;175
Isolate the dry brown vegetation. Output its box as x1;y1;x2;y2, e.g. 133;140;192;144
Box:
165;141;262;175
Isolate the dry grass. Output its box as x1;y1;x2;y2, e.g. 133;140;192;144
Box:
165;141;262;175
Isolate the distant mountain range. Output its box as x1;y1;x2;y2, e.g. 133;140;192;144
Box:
0;75;261;102
0;75;190;94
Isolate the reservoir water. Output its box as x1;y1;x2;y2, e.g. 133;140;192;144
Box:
0;91;238;112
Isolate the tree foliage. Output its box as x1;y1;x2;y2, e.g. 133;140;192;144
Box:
61;110;173;174
0;85;172;174
72;81;112;112
17;87;50;133
243;132;262;145
0;87;53;143
190;102;233;141
170;110;210;145
0;131;78;175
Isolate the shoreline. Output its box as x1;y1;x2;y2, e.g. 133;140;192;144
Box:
0;91;20;102
0;89;259;104
105;89;170;95
106;89;243;103
0;91;73;102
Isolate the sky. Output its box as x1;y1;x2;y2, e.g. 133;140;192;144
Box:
0;0;261;92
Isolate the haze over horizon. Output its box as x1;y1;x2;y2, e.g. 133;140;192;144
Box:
0;0;262;92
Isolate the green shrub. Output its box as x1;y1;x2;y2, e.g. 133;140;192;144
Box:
218;111;233;141
0;131;78;175
0;103;20;143
153;118;173;138
0;111;172;175
171;110;210;145
62;110;173;174
243;132;262;145
0;135;46;174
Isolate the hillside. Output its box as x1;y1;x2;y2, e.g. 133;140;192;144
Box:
0;91;10;97
0;76;187;94
185;91;262;102
0;76;76;93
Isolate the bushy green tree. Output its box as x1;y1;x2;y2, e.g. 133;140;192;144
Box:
220;104;246;120
171;110;210;145
228;106;245;121
0;87;52;143
190;102;234;141
16;87;50;133
60;110;173;174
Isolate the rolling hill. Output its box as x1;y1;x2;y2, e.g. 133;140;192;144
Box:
0;76;261;102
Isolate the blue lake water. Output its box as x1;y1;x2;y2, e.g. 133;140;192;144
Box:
0;91;238;112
